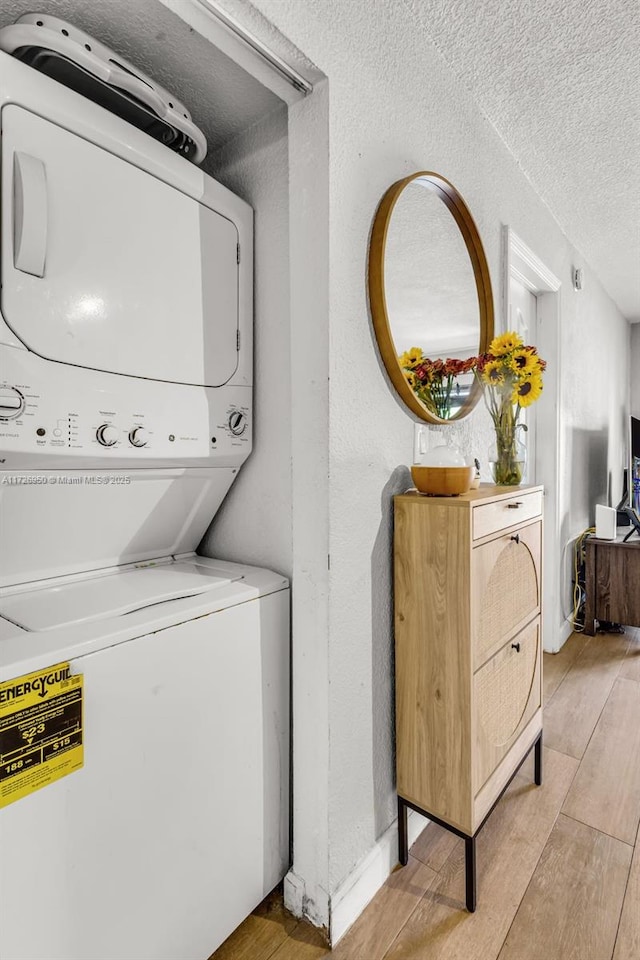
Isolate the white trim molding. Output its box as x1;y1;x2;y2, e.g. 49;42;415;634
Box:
195;0;313;96
558;618;574;648
502;226;561;333
503;226;564;652
329;809;429;944
506;229;562;300
160;0;314;105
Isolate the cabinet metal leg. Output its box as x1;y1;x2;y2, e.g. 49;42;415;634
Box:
465;835;476;912
398;797;408;866
534;733;543;786
397;733;541;912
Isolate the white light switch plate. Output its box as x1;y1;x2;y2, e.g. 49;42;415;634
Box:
413;423;444;463
413;423;427;463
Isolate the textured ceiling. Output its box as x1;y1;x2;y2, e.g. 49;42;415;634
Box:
403;0;640;321
0;0;281;165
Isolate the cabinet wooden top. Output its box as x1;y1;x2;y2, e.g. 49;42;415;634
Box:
395;483;543;509
587;530;640;549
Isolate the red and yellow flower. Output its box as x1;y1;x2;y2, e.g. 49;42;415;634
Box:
512;373;543;407
510;347;544;377
470;332;547;483
398;347;424;370
397;350;471;420
396;333;545;434
489;331;523;356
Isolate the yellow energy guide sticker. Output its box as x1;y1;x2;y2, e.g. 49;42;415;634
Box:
0;662;83;808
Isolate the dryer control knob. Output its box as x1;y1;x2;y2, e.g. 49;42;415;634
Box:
0;386;25;420
96;424;119;447
228;410;247;436
129;427;148;447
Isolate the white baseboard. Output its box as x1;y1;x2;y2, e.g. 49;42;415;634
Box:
283;869;305;917
329;808;429;944
558;618;573;646
283;868;329;931
543;616;574;653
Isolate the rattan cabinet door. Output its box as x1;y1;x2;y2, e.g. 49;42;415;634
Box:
473;618;541;792
472;521;541;670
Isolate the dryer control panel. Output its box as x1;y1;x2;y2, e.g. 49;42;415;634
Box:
0;347;251;470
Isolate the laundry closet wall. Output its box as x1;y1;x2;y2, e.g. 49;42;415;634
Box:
231;0;631;939
199;106;294;578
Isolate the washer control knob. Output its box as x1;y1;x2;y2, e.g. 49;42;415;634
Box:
0;386;25;420
129;427;148;448
96;424;119;447
228;410;247;436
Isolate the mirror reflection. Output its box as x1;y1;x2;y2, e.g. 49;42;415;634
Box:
369;172;494;424
384;180;480;419
385;182;480;358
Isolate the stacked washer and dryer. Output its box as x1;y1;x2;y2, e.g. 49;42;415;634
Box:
0;16;289;960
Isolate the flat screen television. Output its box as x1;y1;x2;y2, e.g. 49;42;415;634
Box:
631;414;640;516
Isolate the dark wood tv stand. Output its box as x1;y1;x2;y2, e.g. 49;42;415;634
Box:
584;531;640;635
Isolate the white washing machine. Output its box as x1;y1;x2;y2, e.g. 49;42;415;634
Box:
0;48;289;960
0;558;289;960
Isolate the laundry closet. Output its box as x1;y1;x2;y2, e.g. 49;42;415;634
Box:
0;2;315;957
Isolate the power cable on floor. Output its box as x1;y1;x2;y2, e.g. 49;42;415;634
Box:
572;527;595;632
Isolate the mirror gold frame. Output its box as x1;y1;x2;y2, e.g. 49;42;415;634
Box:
368;171;494;424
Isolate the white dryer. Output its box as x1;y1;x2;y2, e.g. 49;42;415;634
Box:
0;50;254;586
0;49;289;960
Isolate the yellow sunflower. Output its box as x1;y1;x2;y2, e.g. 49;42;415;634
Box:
403;370;417;388
398;347;423;369
510;348;542;376
490;331;524;356
513;374;543;406
481;359;507;385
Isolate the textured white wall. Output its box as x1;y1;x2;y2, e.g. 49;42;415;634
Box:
247;0;631;927
555;273;630;641
199;106;293;576
632;325;640;417
561;276;630;533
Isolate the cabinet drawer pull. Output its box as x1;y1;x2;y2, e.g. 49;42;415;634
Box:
511;642;521;652
507;502;524;509
510;533;520;544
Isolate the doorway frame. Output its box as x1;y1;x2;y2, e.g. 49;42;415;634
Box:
503;227;567;652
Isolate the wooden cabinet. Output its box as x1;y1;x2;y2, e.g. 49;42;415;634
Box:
584;533;640;635
394;484;543;910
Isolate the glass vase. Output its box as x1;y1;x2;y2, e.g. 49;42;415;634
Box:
489;403;526;485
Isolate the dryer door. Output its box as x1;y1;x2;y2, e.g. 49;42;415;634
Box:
1;105;238;386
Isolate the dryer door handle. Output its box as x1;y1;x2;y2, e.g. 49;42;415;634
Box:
13;152;48;278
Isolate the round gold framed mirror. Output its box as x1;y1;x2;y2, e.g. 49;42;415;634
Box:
368;172;494;423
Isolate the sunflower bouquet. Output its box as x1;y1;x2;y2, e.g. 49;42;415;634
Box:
475;331;546;485
398;348;475;420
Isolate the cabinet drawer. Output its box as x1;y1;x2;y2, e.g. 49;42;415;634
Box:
472;520;541;668
473;490;542;540
473;618;541;793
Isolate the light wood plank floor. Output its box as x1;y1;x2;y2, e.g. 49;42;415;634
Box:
211;627;640;960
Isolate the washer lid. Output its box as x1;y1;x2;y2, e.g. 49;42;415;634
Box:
1;105;239;386
0;559;243;631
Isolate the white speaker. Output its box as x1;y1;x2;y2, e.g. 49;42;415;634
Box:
595;504;617;540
